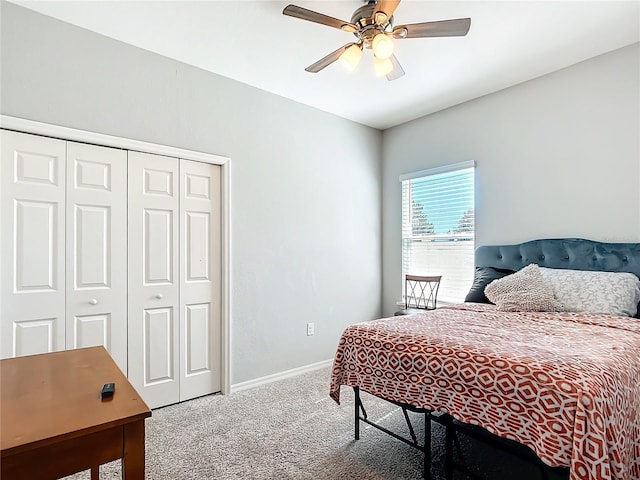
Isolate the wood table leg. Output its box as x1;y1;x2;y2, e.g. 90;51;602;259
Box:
91;465;99;480
122;420;146;479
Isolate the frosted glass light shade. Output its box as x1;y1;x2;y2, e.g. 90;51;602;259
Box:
372;33;394;59
374;56;393;76
340;44;362;70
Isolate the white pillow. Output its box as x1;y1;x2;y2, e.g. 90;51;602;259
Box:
539;267;640;317
484;264;562;312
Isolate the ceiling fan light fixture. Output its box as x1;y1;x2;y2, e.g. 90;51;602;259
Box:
373;56;393;76
372;33;394;59
340;43;363;70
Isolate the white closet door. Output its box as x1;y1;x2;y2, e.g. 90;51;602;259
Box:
128;151;180;408
65;142;127;372
1;130;66;358
179;160;221;401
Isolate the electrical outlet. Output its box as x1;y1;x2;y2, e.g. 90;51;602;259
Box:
306;322;315;336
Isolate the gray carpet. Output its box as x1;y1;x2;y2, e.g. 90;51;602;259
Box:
64;366;569;479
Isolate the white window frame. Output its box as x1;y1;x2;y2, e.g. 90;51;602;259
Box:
400;161;475;305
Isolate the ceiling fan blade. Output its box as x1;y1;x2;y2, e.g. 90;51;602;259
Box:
283;5;358;32
372;0;401;24
386;54;405;81
393;18;471;39
305;43;355;73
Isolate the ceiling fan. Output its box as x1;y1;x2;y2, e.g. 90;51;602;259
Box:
282;0;471;81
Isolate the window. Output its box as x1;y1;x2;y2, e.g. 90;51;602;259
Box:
400;161;475;304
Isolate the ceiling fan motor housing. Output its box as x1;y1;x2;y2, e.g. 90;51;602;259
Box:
350;2;394;48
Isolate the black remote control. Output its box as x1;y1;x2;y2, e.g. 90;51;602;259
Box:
101;382;115;399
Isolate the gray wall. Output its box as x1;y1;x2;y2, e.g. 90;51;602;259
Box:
0;2;383;384
382;43;640;316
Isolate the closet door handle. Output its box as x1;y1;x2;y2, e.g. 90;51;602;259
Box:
155;294;163;300
89;299;98;305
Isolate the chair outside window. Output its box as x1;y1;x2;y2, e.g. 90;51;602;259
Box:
394;275;442;316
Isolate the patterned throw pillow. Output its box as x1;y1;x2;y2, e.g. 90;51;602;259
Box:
484;264;561;312
539;267;640;317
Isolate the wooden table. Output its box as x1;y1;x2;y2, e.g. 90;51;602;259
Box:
1;346;151;479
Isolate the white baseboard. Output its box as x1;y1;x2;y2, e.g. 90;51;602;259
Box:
230;358;333;393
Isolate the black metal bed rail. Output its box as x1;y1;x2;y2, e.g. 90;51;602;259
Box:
354;386;432;479
352;386;570;480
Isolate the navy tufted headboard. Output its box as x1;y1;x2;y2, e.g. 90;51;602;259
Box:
475;238;640;278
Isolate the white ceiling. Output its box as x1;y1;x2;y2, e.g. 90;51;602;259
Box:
11;0;640;130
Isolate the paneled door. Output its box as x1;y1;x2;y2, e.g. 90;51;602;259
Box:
65;142;127;372
179;160;221;401
2;125;225;407
128;151;180;408
1;130;66;358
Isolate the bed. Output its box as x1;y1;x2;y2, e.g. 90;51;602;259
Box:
329;238;640;480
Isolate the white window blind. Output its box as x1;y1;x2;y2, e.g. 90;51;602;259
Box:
401;162;475;304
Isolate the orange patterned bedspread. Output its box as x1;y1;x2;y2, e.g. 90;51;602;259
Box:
329;304;640;480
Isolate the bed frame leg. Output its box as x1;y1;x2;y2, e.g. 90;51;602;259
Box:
354;386;360;440
424;411;431;479
445;416;453;480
